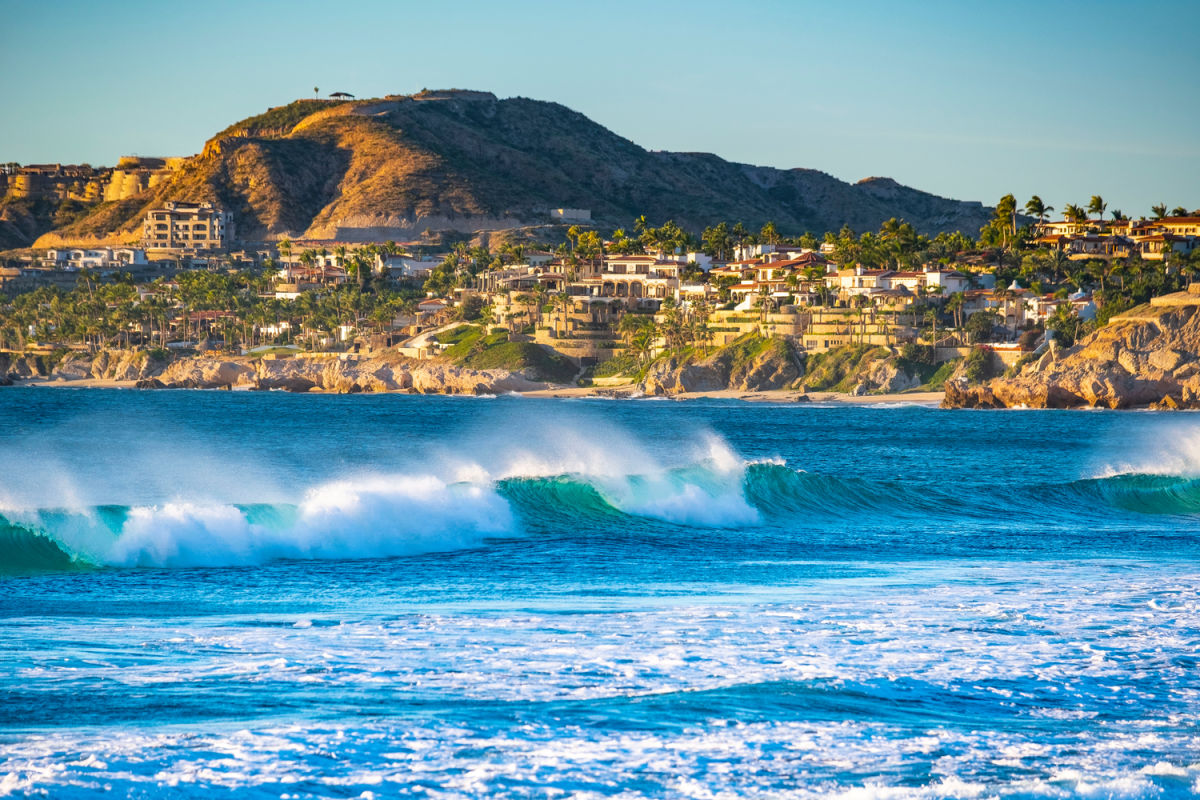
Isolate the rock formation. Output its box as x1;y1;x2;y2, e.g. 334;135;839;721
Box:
943;288;1200;409
2;349;551;395
850;358;923;396
638;338;800;395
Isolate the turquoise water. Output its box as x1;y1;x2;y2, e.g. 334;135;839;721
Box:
1;389;1199;798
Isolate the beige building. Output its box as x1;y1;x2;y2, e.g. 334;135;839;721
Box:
142;201;233;250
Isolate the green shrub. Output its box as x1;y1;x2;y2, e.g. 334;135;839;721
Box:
439;325;575;383
802;345;889;392
899;343;935;365
963;348;999;384
923;358;960;390
592;352;640;378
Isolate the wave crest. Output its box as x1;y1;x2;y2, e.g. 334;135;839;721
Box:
1060;474;1200;516
1;476;515;570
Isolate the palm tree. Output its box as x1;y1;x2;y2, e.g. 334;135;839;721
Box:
631;324;656;366
1044;249;1071;284
1170;206;1189;218
731;222;749;253
992;194;1018;246
946;291;965;330
513;293;535;331
1025;195;1052;225
618;312;650;348
555;290;573;337
759;221;780;246
1087;195;1107;222
1152;204;1168;220
1063;204;1089;225
532;283;548;327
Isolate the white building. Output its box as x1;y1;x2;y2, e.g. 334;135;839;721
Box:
923;269;974;294
43;248;149;270
379;255;437;279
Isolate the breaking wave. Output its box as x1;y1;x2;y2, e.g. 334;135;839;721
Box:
9;421;1200;574
1058;473;1200;516
0;434;771;572
0;476;515;572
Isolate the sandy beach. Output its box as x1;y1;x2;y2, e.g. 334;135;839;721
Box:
519;384;943;404
14;376;944;404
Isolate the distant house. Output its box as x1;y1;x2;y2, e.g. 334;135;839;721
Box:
924;269;973;295
43;248;148;270
417;298;449;314
379;254;437;279
1158;217;1200;237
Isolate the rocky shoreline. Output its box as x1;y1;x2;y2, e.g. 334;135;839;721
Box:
0;350;552;395
943;288;1200;410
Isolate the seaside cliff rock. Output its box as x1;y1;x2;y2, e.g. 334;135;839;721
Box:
158;354;551;394
639;338;800;395
852;359;923;396
2;349;550;395
943;291;1200;410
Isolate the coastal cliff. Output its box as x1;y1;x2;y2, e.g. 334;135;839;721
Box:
1;350;550;394
638;337;801;395
943;289;1200;410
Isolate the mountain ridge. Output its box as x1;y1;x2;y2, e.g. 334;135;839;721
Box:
23;90;994;248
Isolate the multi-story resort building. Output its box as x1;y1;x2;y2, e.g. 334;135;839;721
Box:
141;201;233;251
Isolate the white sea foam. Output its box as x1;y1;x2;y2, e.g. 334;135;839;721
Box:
3;562;1199;797
38;474;517;568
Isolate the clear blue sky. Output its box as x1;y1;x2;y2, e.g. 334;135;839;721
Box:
2;0;1196;219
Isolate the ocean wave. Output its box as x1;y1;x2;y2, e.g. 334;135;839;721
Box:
0;523;81;575
0;476;516;571
741;463;971;521
2;447;1025;574
1056;473;1200;516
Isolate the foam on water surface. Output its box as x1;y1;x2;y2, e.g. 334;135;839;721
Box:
1;392;1200;797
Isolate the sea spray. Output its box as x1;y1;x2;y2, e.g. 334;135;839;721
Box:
0;426;781;569
445;425;765;527
1089;419;1200;479
0;476;515;569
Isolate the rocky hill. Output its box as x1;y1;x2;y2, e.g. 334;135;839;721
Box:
29;90;994;248
944;288;1200;410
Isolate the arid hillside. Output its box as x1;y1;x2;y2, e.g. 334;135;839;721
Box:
27;89;995;247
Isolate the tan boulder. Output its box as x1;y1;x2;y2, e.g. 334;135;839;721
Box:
1149;348;1185;373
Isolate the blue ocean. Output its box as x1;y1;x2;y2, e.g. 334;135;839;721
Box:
1;389;1199;798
